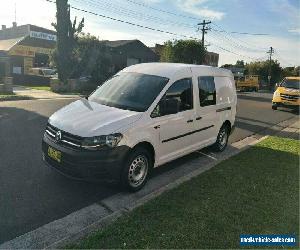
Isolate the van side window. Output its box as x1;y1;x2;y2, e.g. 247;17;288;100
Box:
198;76;216;106
151;78;193;117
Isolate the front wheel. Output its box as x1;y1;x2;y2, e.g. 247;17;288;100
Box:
120;147;152;192
272;103;277;110
213;125;229;152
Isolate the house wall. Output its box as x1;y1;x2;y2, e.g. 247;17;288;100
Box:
205;52;219;67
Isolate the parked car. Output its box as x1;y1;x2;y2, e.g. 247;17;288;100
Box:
30;67;57;78
272;77;300;110
42;63;237;191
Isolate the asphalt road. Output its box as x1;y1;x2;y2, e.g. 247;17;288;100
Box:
0;93;298;243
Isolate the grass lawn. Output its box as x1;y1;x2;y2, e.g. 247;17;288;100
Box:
69;136;299;249
29;86;51;91
0;92;32;101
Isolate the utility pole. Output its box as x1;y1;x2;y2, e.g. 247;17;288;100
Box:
267;46;274;90
198;20;211;64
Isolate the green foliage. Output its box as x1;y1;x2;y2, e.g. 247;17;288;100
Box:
282;66;300;77
222;59;299;84
51;0;84;83
74;34;113;86
235;60;245;68
245;60;282;84
160;39;206;64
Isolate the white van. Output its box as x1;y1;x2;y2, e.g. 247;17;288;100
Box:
42;63;236;191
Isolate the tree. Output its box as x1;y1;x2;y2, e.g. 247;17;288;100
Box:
160;39;206;65
245;60;282;84
235;60;245;68
52;0;84;83
282;66;300;77
74;34;112;86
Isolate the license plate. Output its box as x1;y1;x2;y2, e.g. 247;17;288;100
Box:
48;146;61;163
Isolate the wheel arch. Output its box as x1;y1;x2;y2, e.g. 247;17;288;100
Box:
222;120;232;134
129;141;156;166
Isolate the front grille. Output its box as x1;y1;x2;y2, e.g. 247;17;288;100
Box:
280;93;299;102
44;153;110;180
45;123;83;149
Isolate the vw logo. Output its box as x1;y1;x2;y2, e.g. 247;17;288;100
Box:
55;131;62;142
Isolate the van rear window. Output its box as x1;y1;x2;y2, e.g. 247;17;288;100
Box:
198;76;216;106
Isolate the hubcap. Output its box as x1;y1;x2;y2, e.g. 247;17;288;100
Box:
128;155;148;188
219;128;228;148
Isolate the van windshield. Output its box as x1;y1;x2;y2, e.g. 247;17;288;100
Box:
89;72;169;112
281;79;300;89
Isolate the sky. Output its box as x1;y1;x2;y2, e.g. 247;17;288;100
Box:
0;0;299;67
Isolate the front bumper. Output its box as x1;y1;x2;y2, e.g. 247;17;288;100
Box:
42;133;131;182
272;95;300;107
272;101;299;108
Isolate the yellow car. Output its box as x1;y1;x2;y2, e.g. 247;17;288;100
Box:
272;77;300;110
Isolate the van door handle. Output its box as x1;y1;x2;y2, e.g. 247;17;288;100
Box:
187;119;193;123
196;117;202;120
154;125;160;129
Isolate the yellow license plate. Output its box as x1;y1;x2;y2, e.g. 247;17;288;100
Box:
48;146;62;163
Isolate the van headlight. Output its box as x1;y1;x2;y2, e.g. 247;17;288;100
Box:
82;133;123;149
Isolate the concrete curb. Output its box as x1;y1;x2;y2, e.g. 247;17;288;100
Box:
0;116;298;249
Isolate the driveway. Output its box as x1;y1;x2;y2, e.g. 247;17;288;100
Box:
13;86;79;99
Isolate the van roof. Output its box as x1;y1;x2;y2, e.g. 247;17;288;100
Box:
285;76;300;80
121;62;233;78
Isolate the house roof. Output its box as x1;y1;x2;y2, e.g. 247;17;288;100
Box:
103;39;139;48
0;37;25;51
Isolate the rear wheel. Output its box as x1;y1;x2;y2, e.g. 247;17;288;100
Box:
213;125;230;152
120;147;152;192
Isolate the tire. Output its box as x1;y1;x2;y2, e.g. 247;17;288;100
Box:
272;104;277;110
120;147;152;192
213;125;230;152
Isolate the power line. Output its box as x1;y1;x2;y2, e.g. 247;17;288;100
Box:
81;0;266;60
212;23;268;51
46;0;198;39
210;30;263;53
81;0;269;55
206;36;261;61
273;51;295;67
206;33;262;60
211;28;269;36
75;0;196;29
122;0;201;21
123;0;271;37
46;0;265;63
